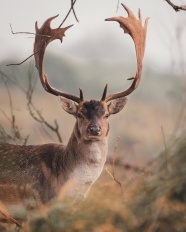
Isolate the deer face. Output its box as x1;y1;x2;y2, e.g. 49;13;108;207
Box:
59;96;128;141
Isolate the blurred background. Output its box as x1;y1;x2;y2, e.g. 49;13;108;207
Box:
0;1;186;231
0;0;186;168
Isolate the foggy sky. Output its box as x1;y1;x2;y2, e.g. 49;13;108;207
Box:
1;0;186;72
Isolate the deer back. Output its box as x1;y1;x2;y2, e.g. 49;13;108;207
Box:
0;143;67;204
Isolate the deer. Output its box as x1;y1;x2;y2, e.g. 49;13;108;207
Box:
0;4;149;225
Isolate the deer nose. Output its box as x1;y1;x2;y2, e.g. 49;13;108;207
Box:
87;124;101;136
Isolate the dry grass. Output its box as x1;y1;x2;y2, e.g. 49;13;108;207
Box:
0;136;185;232
0;62;185;231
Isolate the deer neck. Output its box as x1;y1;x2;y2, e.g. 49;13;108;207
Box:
66;122;108;164
64;122;108;199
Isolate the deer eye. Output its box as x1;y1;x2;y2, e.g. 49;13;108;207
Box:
105;114;109;119
77;113;84;119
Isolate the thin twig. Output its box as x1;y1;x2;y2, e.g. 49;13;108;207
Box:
161;126;167;150
116;0;120;13
7;0;78;67
71;0;79;22
164;0;186;12
0;75;29;144
105;136;123;194
106;157;153;176
5;83;13;120
161;126;169;173
0;110;11;124
10;24;52;38
26;76;63;143
0;209;21;228
127;77;135;80
57;0;78;29
0;69;25;92
6;49;43;66
112;136;121;177
54;120;63;143
28;104;62;143
5;83;26;142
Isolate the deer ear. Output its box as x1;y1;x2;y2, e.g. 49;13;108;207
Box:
108;97;128;115
58;96;78;115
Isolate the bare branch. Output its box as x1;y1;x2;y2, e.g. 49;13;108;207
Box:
7;0;78;67
71;0;79;22
165;0;186;12
127;77;135;81
0;66;62;144
26;74;63;143
161;126;169;173
0;69;25;92
0;203;21;228
6;49;43;66
0;75;29;144
27;100;63;143
116;0;120;12
10;24;52;38
57;0;78;29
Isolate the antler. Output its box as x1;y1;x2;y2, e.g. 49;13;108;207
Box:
34;15;84;103
102;4;149;102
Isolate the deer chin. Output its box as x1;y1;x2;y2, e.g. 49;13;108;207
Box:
85;135;103;142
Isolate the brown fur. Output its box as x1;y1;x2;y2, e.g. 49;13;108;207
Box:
0;98;127;221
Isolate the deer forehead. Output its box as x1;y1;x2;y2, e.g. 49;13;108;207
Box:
78;100;108;119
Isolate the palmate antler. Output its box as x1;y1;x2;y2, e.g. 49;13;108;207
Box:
34;15;84;103
102;4;149;102
34;5;149;104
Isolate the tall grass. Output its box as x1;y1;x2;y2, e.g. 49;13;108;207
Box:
1;136;185;232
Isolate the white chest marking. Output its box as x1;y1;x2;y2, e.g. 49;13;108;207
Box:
67;143;106;199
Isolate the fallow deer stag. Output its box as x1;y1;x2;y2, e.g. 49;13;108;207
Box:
0;4;149;223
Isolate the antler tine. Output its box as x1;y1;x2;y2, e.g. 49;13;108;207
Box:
34;15;83;104
104;4;149;102
79;88;84;102
101;84;108;101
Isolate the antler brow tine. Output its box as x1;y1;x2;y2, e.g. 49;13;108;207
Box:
34;15;83;104
103;4;149;102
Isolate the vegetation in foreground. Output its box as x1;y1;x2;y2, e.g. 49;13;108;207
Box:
0;58;185;232
0;136;185;232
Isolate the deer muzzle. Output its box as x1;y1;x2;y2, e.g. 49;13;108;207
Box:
87;124;101;136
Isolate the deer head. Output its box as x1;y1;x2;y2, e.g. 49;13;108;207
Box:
34;4;149;142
